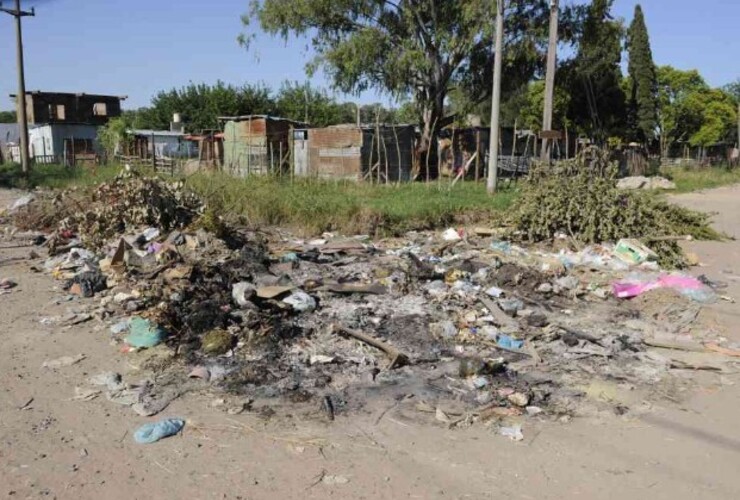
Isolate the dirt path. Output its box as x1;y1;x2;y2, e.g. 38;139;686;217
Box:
2;185;740;500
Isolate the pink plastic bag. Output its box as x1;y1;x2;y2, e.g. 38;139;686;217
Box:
612;274;713;302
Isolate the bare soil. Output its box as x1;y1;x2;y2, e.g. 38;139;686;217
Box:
2;185;740;500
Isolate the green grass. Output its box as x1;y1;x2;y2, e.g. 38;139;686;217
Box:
1;161;516;235
661;165;740;193
0;162;122;190
187;173;517;236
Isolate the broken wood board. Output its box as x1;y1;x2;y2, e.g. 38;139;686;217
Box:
322;282;387;295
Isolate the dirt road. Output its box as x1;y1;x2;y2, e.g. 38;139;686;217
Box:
2;185;740;500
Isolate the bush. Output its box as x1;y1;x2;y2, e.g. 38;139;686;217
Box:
509;149;722;268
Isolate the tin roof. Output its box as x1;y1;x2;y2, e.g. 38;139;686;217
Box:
128;129;185;137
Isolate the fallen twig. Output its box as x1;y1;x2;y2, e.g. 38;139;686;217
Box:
331;323;409;369
479;296;519;330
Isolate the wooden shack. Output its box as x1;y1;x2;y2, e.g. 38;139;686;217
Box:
294;125;415;182
221;115;305;176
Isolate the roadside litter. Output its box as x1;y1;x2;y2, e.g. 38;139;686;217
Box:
134;418;185;444
7;170;734;432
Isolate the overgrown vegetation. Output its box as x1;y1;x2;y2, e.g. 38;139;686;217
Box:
662;166;740;193
508;150;722;268
0;163;121;190
186;173;516;236
4;162;517;237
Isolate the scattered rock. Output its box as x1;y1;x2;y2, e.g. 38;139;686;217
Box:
42;354;86;369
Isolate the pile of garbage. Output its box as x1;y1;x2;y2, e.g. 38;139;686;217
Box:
9;173;202;249
508;150;721;268
5;174;737;437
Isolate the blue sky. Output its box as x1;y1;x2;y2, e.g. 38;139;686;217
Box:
0;0;738;111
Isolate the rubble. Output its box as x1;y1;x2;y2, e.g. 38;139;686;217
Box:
6;173;736;433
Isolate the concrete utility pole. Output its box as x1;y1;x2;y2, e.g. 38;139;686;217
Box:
1;0;34;175
486;0;504;195
540;0;559;162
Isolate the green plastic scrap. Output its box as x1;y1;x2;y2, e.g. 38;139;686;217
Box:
125;316;166;348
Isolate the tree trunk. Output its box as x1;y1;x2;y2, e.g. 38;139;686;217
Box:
414;91;445;181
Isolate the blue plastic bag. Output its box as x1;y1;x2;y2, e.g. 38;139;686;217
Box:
134;418;185;444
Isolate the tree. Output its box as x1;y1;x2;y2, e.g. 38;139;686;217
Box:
627;4;658;143
723;79;740;103
0;110;16;123
138;82;277;133
274;81;350;126
656;66;708;156
564;0;626;141
681;89;737;148
97;116;133;160
243;0;581;164
517;81;571;133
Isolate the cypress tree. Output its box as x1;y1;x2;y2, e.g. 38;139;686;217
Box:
628;5;659;143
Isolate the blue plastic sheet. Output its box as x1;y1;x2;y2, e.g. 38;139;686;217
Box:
134;418;185;444
497;334;524;350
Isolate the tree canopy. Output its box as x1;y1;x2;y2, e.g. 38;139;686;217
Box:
243;0;581;153
563;0;625;141
655;66;737;153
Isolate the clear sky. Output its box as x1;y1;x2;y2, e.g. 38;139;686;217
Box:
0;0;738;111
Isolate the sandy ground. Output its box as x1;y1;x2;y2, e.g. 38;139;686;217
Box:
1;185;740;500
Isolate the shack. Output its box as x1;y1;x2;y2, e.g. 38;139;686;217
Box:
125;129;188;159
28;123;100;165
294;124;415;182
438;126;538;180
221;115;305;176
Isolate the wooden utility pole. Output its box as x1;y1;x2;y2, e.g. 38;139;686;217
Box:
487;0;505;195
1;0;35;175
540;0;559;162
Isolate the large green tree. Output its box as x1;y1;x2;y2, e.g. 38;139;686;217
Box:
627;4;658;143
681;89;737;148
499;80;570;132
243;0;580;159
656;66;707;156
137;82;277;133
563;0;626;141
274;81;355;126
655;66;737;154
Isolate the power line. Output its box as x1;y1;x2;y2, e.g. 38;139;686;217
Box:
0;0;35;175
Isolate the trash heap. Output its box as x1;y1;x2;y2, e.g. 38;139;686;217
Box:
6;172;737;436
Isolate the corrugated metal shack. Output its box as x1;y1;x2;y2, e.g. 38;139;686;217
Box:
438;126;537;180
294;124;415;182
221;115;305;176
